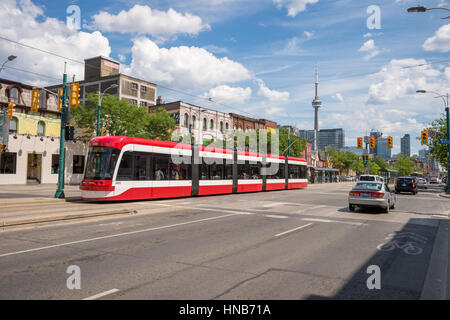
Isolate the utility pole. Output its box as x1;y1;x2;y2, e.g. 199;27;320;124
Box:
55;63;67;199
364;136;370;174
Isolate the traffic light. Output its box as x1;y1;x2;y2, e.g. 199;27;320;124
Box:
8;101;15;120
362;154;369;164
100;128;106;136
421;130;428;145
369;137;376;149
69;82;80;108
65;126;75;141
58;88;63;112
31;89;40;112
357;137;363;149
387;136;393;149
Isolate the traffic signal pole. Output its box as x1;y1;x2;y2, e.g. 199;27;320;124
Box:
446;95;450;194
55;63;67;199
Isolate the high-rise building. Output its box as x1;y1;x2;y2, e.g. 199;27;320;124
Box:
298;129;315;141
376;137;391;160
317;128;345;151
401;134;411;157
370;130;383;155
419;148;430;159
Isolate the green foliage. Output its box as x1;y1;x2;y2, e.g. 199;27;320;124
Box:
394;154;414;176
212;128;307;157
326;146;361;175
368;159;381;175
423;113;447;167
70;93;175;141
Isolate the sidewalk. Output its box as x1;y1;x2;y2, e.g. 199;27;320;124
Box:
0;184;81;199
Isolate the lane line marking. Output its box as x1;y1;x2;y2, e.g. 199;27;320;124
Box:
82;288;119;300
264;215;288;219
262;202;291;208
0;213;241;258
301;218;366;226
274;223;313;238
295;205;328;214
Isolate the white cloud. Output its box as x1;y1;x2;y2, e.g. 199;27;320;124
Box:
423;24;450;52
91;5;210;39
367;58;444;104
0;0;111;85
201;45;229;54
256;79;289;102
358;39;380;60
273;0;319;17
332;93;344;103
200;85;252;105
123;37;251;90
303;30;315;39
275;37;303;56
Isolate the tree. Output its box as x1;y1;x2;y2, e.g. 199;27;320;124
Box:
424;113;447;167
394;154;414;176
326;147;360;175
70;93;175;141
368;159;381;175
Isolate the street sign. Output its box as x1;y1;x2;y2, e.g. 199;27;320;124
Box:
438;140;450;145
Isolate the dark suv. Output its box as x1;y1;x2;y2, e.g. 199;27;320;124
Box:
395;176;418;194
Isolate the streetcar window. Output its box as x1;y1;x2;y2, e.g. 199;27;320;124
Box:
238;161;261;180
200;158;232;180
117;152;134;181
153;155;169;180
84;146;120;180
288;164;307;179
134;153;152;181
266;163;285;179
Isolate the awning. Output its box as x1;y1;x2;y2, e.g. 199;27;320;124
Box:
312;167;340;172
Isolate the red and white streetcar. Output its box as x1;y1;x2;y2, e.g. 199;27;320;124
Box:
80;136;308;201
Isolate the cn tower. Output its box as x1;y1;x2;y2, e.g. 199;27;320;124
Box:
312;67;322;151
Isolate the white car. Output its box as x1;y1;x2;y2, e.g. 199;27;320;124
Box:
417;178;427;189
358;175;385;183
348;182;396;213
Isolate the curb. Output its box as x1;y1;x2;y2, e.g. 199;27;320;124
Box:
420;219;449;300
0;209;136;228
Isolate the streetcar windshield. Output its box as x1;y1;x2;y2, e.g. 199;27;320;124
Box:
84;146;120;180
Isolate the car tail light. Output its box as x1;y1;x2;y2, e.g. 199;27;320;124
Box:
371;192;385;198
349;191;360;196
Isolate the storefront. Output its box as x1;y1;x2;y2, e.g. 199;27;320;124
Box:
310;167;340;184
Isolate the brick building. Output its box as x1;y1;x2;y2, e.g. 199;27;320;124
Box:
47;56;157;111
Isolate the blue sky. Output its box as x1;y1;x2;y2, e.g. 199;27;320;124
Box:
0;0;449;155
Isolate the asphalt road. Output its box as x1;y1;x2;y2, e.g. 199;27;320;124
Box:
0;183;449;300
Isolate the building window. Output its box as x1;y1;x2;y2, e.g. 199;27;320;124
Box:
130;99;138;105
184;113;189;127
0;152;17;174
37;121;45;136
203;118;207;130
73;155;85;174
51;154;59;174
9;117;18;133
192;115;196;129
10;87;19;104
226;122;229;130
131;82;138;90
141;85;147;93
220;121;224;132
139;101;147;107
210;119;214;130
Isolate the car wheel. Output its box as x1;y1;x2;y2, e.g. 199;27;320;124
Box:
349;204;355;212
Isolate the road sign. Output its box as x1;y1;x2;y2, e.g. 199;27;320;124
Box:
438;140;450;145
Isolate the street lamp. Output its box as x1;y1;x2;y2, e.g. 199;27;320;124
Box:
0;55;17;73
97;84;118;136
416;90;450;194
407;6;450;19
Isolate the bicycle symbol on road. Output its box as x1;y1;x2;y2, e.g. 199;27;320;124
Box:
376;232;427;255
